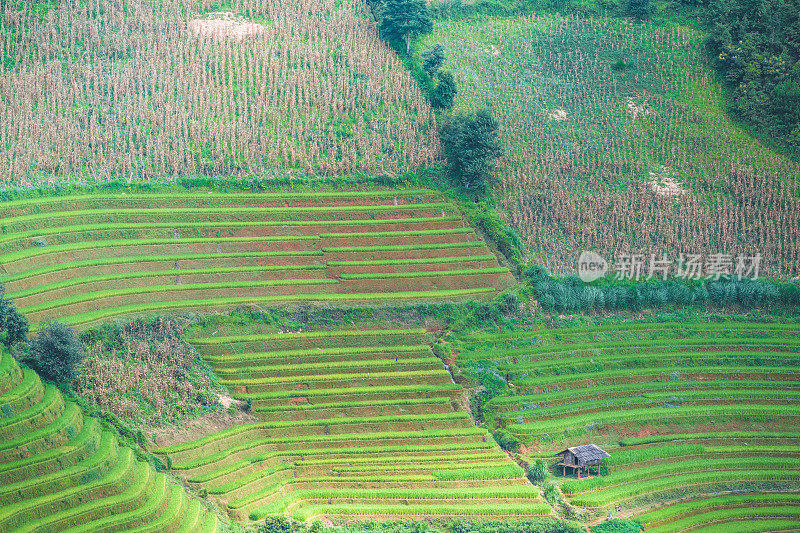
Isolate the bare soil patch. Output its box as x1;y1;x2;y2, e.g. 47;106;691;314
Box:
648;165;687;197
188;11;265;40
548;108;568;121
146;409;258;449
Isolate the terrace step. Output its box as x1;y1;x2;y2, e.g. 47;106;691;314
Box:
0;204;457;238
321;242;491;262
0;349;218;532
0;402;84;463
0;385;65;441
326;255;500;275
0;351;24;397
190;329;429;355
215;357;443;380
206;345;435;368
2;190;513;329
9;268;329;308
0;430;119;506
0;446;137;530
248;385;459;408
319;229;477;248
252;397;456;421
0;417;102;485
158;327;544;521
0;190;444;218
0;369;45;419
1;238;321;274
230;370;456;393
64;468;169;532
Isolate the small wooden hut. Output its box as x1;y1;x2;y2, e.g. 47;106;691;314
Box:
557;444;610;478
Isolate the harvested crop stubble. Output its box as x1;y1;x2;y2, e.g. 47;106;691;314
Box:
0;0;438;182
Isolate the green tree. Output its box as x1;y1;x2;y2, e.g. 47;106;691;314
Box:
440;109;503;191
422;44;446;77
430;71;457;110
706;0;800;157
625;0;653;19
0;296;28;347
380;0;433;54
27;322;85;384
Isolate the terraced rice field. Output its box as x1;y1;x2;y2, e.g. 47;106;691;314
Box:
0;347;218;532
0;189;515;330
455;321;800;530
155;328;549;522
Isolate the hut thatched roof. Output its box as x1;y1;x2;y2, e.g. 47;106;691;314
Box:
558;444;610;464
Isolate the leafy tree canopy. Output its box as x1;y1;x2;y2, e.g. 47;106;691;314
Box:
27;322;85;384
0;296;28;348
422;44;446;77
440;109;503;192
706;0;800;156
430;70;457;110
380;0;433;54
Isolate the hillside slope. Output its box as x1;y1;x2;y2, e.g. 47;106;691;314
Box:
0;0;437;183
0;347;219;533
455;320;800;530
422;14;800;278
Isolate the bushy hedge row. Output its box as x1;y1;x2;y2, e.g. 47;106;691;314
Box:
526;266;800;313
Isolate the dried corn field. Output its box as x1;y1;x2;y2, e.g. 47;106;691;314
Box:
75;319;222;427
0;0;438;183
423;15;800;279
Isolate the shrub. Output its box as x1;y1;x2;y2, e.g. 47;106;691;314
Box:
433;341;453;360
624;0;652;18
0;296;28;347
527;459;548;483
422;44;446;77
493;428;521;452
430;71;457;110
27;321;85;384
261;517;295;533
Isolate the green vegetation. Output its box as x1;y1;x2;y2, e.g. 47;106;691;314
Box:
0;297;27;348
25;322;85;385
0;0;438;183
440;110;503;193
75;318;224;428
706;0;800;158
379;0;433;54
156;325;545;522
453;319;800;524
524;267;800;314
421;13;800;278
0;347;218;531
1;0;798;529
0;189;514;329
257;517;584;533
